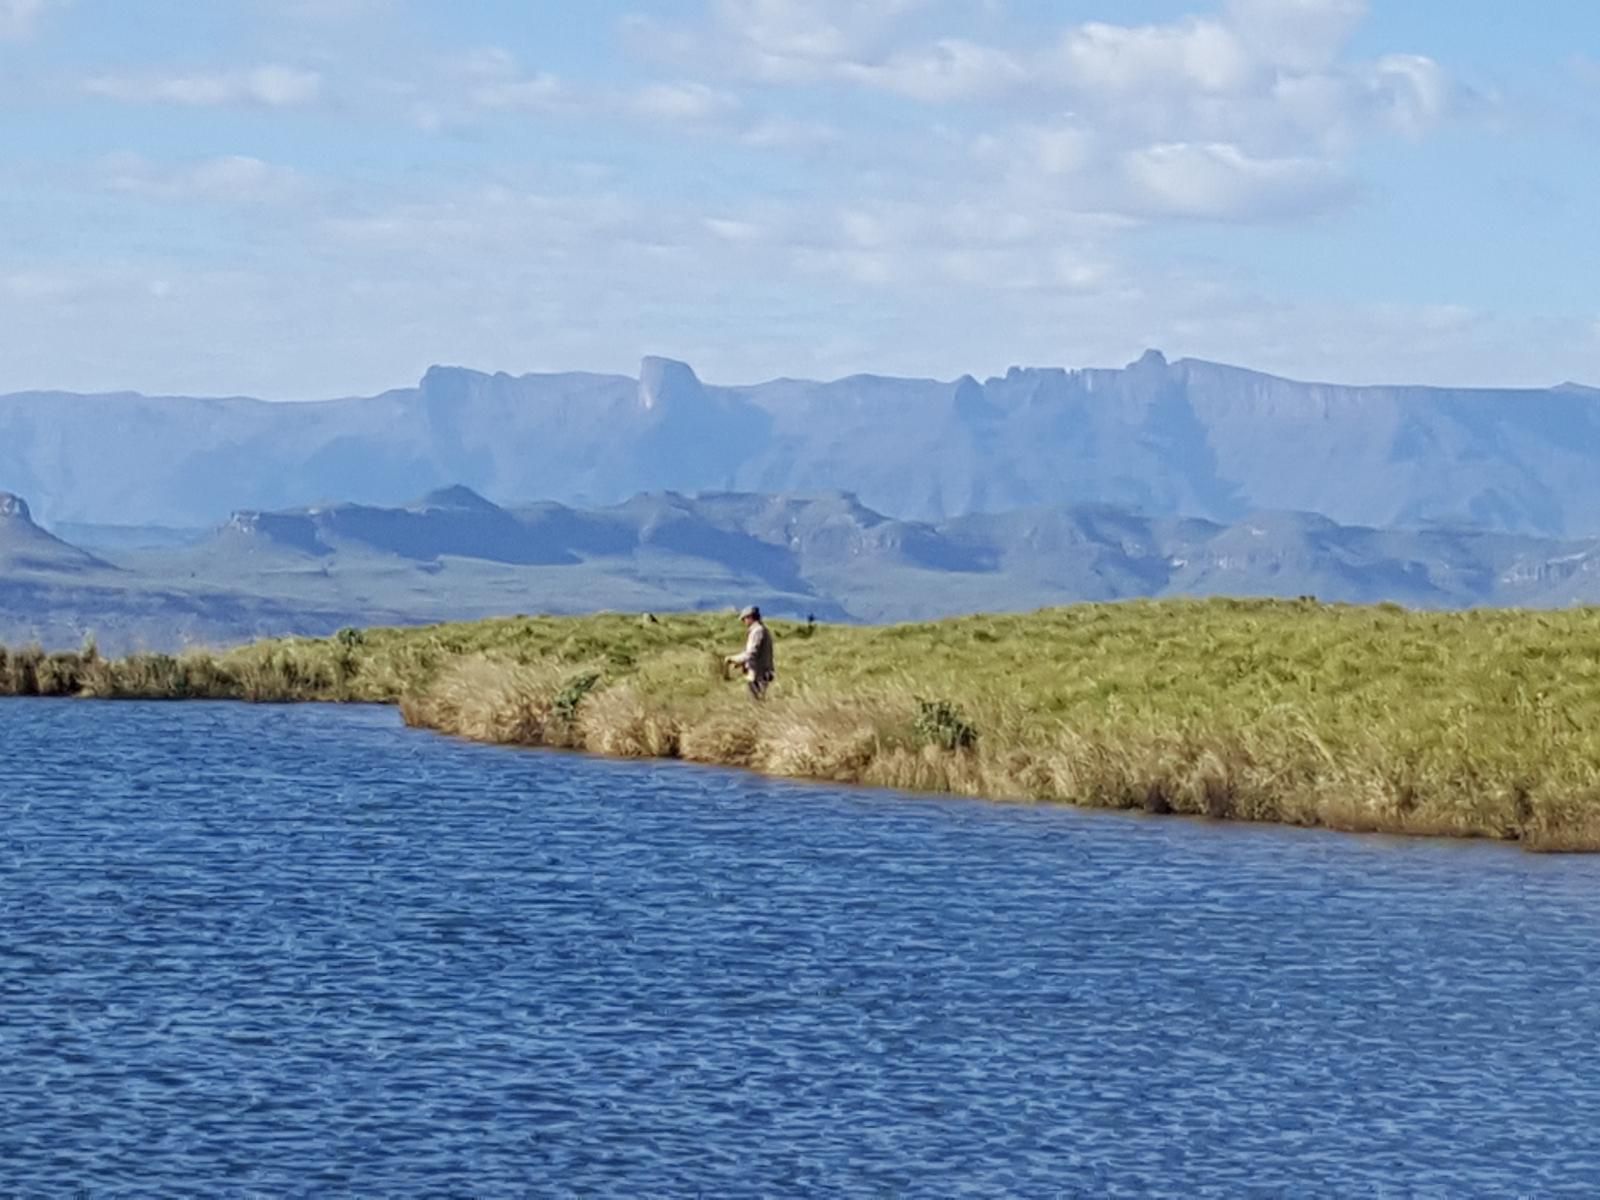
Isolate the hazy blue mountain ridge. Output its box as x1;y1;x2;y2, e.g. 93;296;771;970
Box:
10;485;1600;652
7;352;1600;534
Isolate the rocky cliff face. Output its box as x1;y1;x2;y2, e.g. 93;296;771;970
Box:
5;355;1600;534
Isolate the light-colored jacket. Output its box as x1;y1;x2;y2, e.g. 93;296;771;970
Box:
732;620;775;680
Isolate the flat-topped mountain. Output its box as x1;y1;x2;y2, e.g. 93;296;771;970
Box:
219;486;577;566
6;353;1600;535
0;491;113;575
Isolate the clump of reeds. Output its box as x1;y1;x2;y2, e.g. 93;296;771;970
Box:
399;657;573;746
576;683;682;758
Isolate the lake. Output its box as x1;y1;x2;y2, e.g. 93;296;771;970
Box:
4;699;1600;1195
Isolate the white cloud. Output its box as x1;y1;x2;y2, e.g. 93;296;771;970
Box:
0;0;62;41
629;0;931;84
1224;0;1366;71
1056;18;1258;96
444;46;574;113
977;121;1350;223
1;268;80;300
1009;122;1096;177
6;0;1548;400
444;51;735;126
739;116;839;148
1121;141;1352;220
810;2;1456;227
785;193;1120;296
102;153;307;204
715;0;927;67
693;1;1454;147
322;185;650;257
470;73;567;111
631;81;738;122
449;46;519;80
704;217;765;243
1362;54;1452;138
257;0;397;23
86;65;322;107
842;38;1026;102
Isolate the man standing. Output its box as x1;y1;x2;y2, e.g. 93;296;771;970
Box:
726;604;775;699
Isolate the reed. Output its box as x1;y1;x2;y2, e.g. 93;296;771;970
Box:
10;600;1600;849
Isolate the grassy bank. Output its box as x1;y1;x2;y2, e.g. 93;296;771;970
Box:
7;600;1600;850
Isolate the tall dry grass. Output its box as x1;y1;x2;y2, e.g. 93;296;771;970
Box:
12;600;1600;849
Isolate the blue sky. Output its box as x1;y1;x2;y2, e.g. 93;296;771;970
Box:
1;0;1596;398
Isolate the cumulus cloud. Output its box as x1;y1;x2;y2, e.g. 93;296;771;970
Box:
1224;0;1367;71
915;8;1455;153
636;0;1460;235
977;121;1352;223
893;3;1455;224
1120;141;1352;220
86;65;322;107
1055;18;1258;97
661;0;1445;143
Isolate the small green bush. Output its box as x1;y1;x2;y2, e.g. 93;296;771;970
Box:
914;697;979;752
553;671;603;724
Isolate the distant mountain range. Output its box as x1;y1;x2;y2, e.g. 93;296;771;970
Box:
6;484;1600;652
5;352;1600;534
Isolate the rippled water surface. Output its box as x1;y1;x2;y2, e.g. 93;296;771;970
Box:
5;700;1600;1195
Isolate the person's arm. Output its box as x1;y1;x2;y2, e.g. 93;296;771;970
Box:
728;624;760;666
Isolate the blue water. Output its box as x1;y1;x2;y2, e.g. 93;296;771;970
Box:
4;701;1600;1196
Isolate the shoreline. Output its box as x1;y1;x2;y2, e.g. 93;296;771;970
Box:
7;598;1600;852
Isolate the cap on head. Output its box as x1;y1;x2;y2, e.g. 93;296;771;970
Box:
739;604;760;620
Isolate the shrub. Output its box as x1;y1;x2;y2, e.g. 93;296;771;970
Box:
552;671;602;724
914;697;979;752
